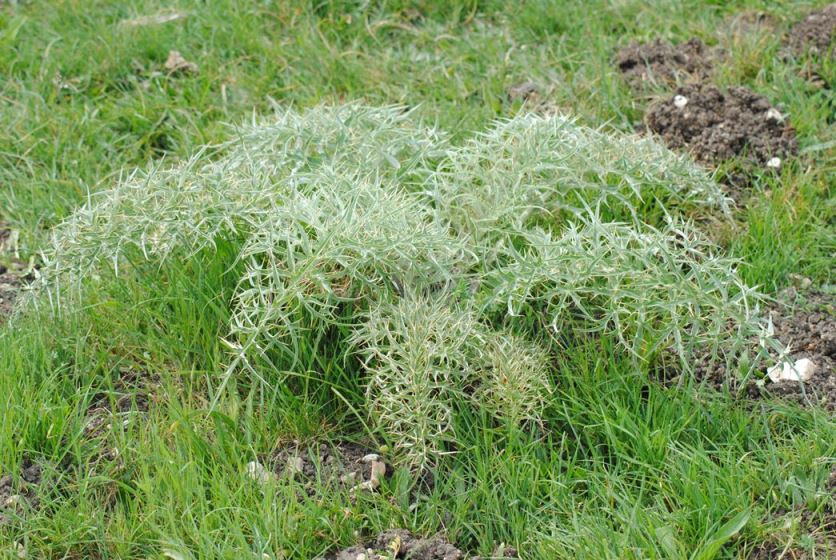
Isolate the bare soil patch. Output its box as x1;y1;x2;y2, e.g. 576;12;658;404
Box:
645;85;798;168
0;458;44;527
786;3;836;57
83;367;155;440
0;265;22;322
615;38;716;88
504;82;561;115
270;440;388;492
0;226;25;324
693;288;835;410
507;82;540;104
327;529;518;560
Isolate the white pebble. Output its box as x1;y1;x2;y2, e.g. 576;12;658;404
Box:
360;453;380;463
3;494;21;508
766;157;781;169
767;358;817;383
286;456;305;475
352;460;387;492
245;461;274;484
765;108;784;122
673;95;688;108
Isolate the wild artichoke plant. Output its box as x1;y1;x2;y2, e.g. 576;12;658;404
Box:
33;105;767;468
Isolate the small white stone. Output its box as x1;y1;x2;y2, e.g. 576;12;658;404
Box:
352;460;387;492
673;95;688;108
286;456;305;475
767;358;817;383
245;461;274;484
765;108;784;122
3;494;21;508
360;453;380;463
766;157;781;169
789;273;813;289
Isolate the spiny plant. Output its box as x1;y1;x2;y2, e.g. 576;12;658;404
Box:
429;114;730;248
228;172;471;375
352;294;553;468
38;104;447;292
481;217;762;369
26;104;769;468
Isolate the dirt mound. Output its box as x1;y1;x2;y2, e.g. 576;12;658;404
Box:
330;530;463;560
615;38;715;88
760;288;835;408
691;288;835;410
327;530;518;560
270;440;387;492
645;85;798;167
0;458;44;526
786;4;836;56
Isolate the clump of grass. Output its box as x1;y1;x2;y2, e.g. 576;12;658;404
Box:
30;104;768;468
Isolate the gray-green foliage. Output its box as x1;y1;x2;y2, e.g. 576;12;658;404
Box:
431;114;729;245
32;105;767;467
353;295;554;468
483;219;761;367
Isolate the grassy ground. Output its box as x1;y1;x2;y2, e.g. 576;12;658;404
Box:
0;1;834;559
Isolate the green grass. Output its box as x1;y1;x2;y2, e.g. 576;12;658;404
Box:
1;1;834;559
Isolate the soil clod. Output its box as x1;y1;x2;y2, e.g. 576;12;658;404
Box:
786;3;836;57
645;85;798;167
615;38;716;88
84;368;154;440
507;82;540;104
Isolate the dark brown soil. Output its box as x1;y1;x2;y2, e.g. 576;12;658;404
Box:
0;265;21;322
84;367;154;440
786;3;836;57
1;369;157;526
0;457;44;526
327;530;518;560
0;226;25;324
693;288;836;410
270;440;386;490
645;85;798;167
615;38;716;88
